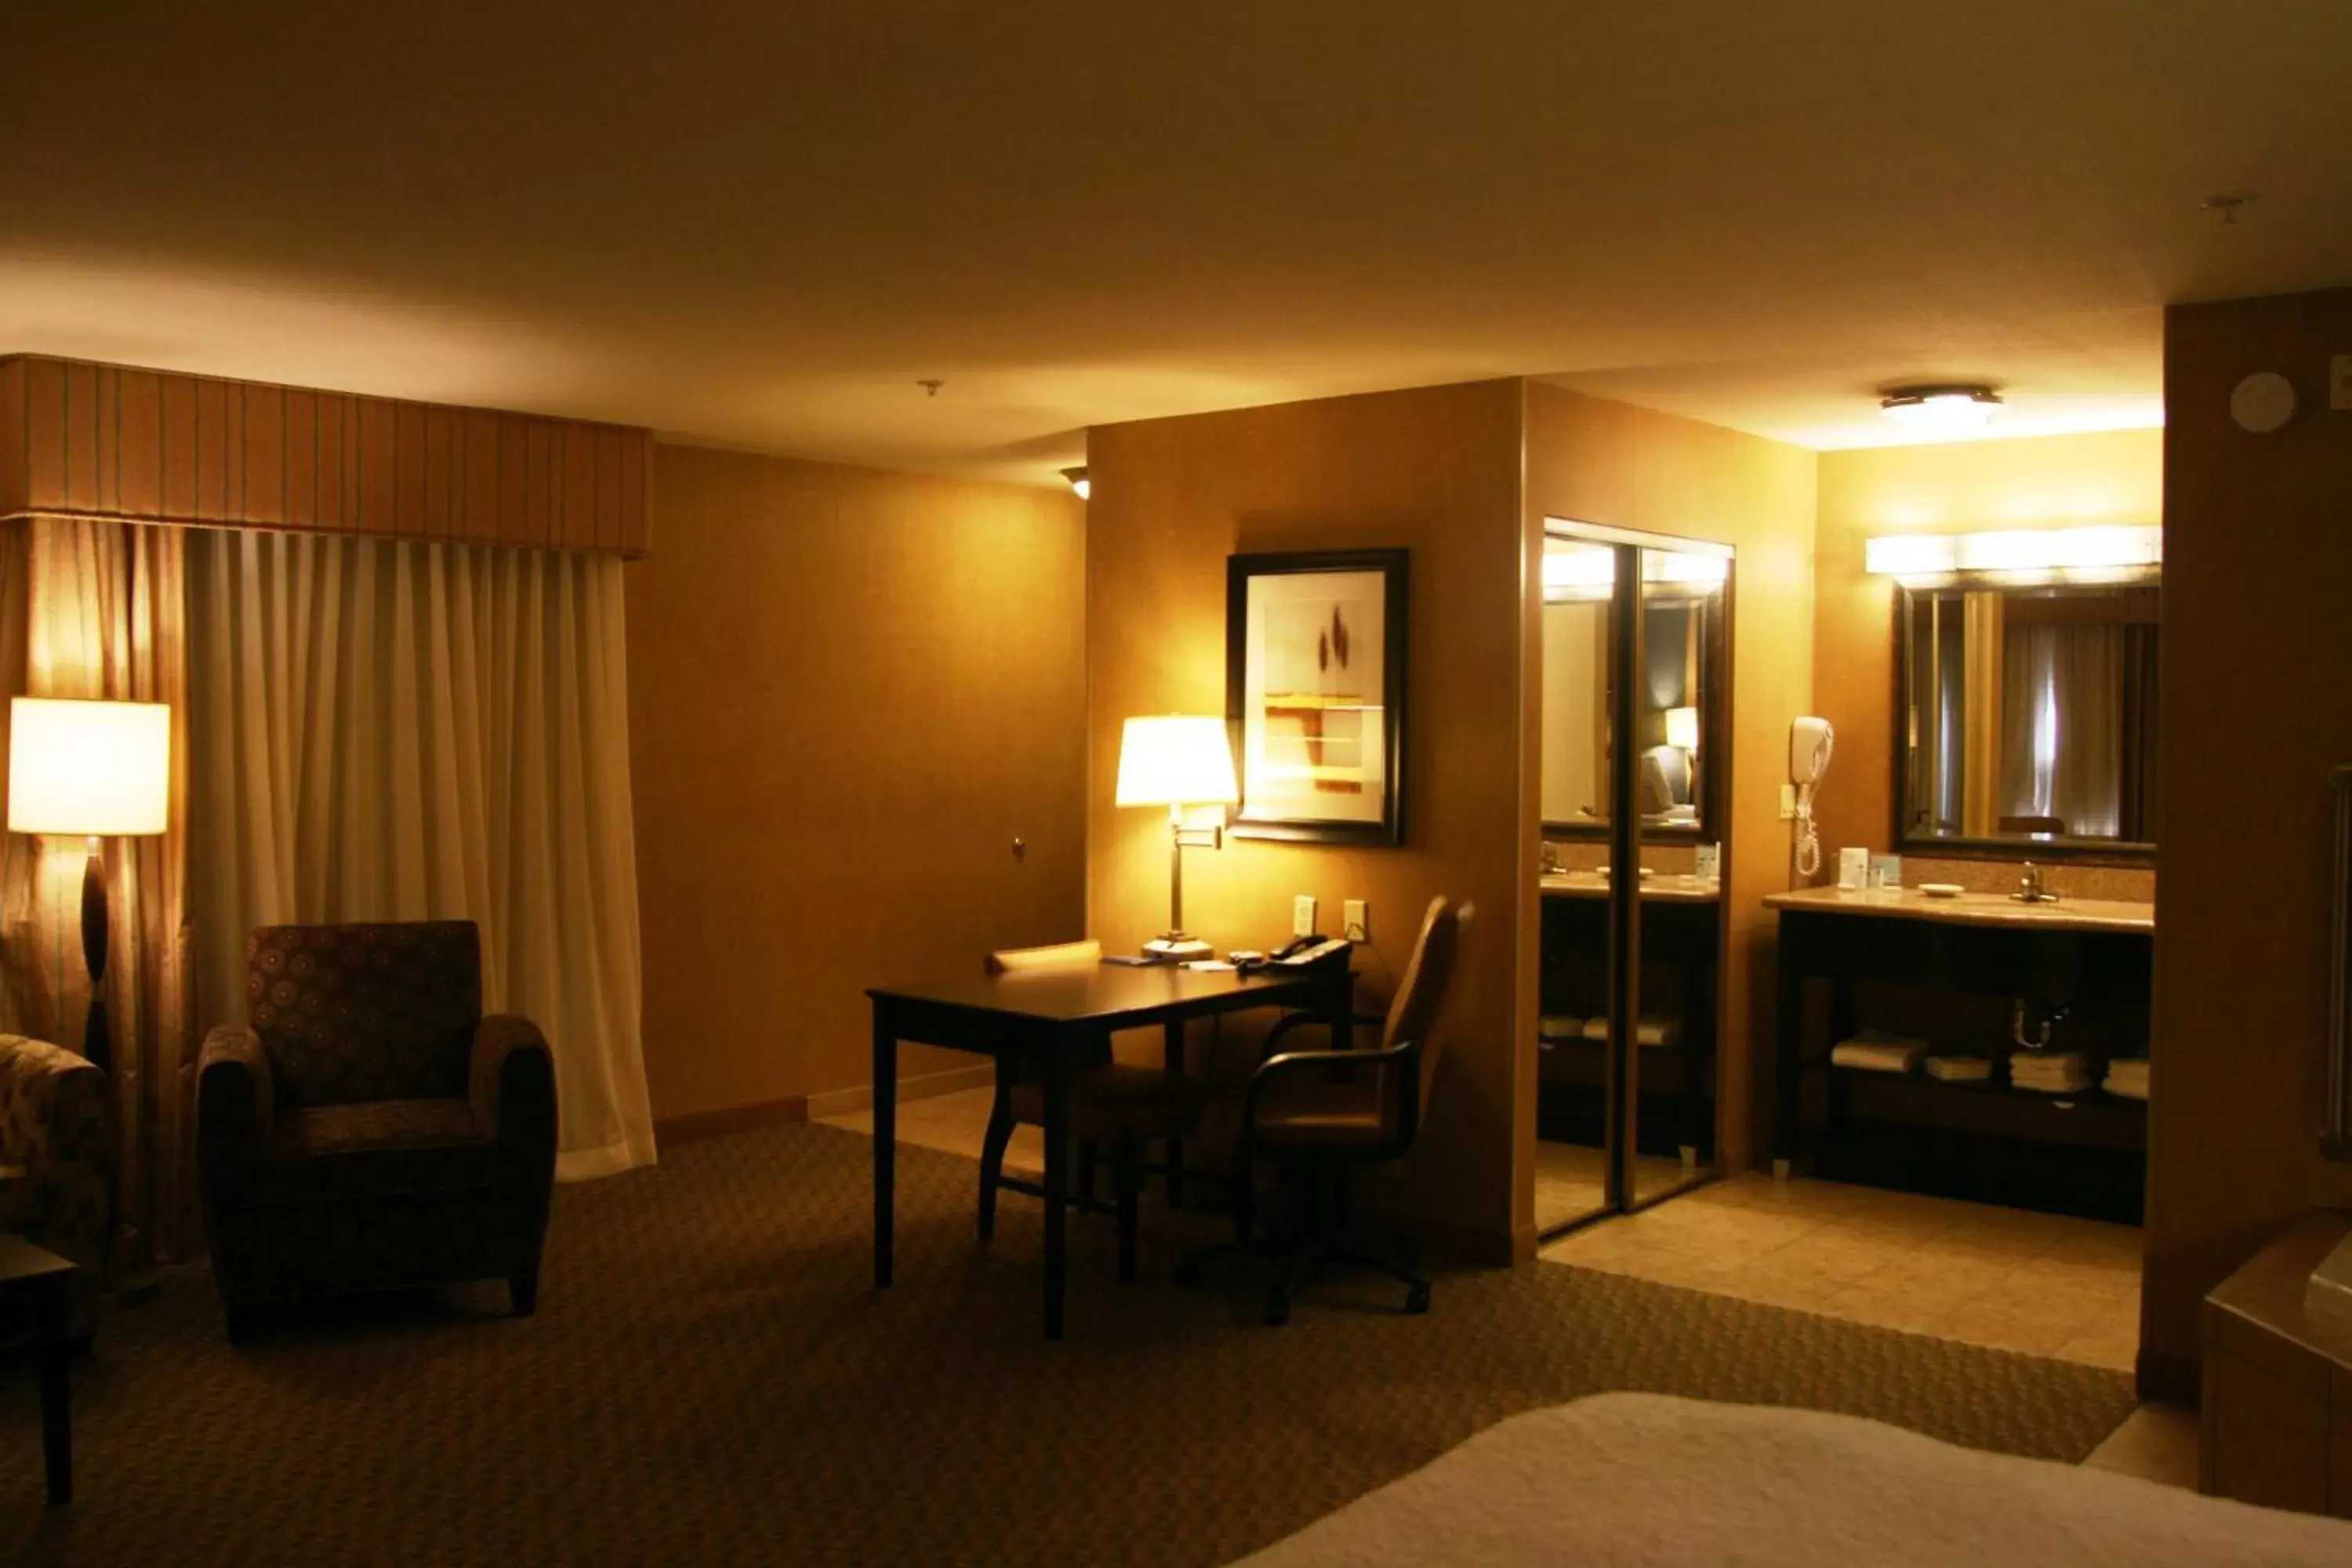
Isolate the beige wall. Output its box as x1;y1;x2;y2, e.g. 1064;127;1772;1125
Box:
1523;383;1818;1173
1086;379;1529;1254
627;443;1087;1124
2143;287;2352;1396
1812;430;2163;895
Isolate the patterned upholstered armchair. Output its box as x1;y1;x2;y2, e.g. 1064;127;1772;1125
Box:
0;1035;113;1342
196;921;556;1340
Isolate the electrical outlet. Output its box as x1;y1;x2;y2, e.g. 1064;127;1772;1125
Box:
1342;899;1369;942
2332;353;2352;411
1778;782;1798;821
1293;895;1319;938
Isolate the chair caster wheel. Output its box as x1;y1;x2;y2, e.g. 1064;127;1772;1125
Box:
1263;1297;1291;1327
1405;1283;1432;1316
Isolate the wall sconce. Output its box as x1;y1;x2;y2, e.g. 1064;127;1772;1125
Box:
1061;466;1091;500
1863;524;2161;586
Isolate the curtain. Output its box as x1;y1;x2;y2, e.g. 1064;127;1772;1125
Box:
185;529;655;1181
0;517;195;1267
1999;622;2125;838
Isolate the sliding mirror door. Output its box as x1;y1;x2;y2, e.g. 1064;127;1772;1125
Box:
1536;525;1731;1236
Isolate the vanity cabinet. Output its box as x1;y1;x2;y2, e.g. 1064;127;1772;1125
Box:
1768;888;2154;1223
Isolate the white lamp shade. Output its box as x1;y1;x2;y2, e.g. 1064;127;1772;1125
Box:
1115;715;1239;808
8;697;172;837
1664;706;1701;752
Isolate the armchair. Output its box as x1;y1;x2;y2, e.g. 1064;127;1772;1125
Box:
196;921;556;1340
0;1035;113;1343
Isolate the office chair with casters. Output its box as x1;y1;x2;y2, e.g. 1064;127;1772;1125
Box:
976;940;1218;1281
1180;895;1465;1326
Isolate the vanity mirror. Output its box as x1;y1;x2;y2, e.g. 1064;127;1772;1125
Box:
1540;538;1726;838
1896;579;2159;853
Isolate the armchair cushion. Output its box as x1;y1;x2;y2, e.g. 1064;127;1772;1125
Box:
1250;1070;1388;1149
248;922;482;1108
261;1099;491;1203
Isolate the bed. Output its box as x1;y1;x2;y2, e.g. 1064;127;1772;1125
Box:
1229;1393;2352;1566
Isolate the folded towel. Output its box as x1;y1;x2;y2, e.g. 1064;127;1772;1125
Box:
1923;1054;1993;1083
1831;1034;1925;1074
2012;1051;2092;1093
2103;1058;2149;1100
1539;1014;1584;1044
2101;1075;2148;1101
1581;1016;1679;1048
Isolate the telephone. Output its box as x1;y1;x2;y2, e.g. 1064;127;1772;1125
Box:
1238;935;1352;972
1790;716;1835;878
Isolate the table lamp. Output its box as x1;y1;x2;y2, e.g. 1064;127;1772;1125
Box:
1116;715;1239;962
7;698;172;1078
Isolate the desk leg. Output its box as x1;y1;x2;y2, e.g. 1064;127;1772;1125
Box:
35;1276;70;1504
873;1005;896;1290
1042;1034;1070;1341
1163;1018;1186;1209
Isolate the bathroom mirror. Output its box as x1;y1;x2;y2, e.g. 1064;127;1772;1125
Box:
1541;539;1725;838
1896;579;2159;851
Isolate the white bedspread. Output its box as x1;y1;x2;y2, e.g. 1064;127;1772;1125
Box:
1230;1393;2352;1566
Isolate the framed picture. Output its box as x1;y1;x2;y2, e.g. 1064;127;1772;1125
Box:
1225;548;1409;846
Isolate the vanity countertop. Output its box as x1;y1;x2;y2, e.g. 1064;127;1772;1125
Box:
1762;884;2154;935
1542;872;1719;904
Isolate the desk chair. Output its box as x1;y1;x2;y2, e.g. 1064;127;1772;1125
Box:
978;941;1218;1280
1183;895;1464;1324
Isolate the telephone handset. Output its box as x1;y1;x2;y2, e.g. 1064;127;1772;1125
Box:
1790;716;1834;878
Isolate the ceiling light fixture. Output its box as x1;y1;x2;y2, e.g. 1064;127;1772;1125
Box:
1061;466;1091;500
1878;385;2003;436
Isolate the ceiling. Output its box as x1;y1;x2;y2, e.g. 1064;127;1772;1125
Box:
6;2;2349;484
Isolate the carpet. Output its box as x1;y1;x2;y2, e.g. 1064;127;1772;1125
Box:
1;1123;2137;1566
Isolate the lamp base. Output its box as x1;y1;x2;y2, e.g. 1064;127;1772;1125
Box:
1142;935;1214;963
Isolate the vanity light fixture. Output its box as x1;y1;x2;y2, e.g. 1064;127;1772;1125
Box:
1061;466;1091;500
1878;385;2003;435
1863;524;2161;585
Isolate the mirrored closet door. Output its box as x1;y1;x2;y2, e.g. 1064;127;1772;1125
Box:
1535;523;1732;1236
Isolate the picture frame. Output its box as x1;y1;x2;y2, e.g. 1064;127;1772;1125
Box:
1225;548;1409;846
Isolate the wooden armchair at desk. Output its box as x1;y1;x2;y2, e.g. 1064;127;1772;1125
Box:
1186;895;1465;1326
977;941;1219;1281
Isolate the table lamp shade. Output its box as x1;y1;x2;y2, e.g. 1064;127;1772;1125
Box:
8;698;172;837
1664;706;1701;753
1115;716;1238;808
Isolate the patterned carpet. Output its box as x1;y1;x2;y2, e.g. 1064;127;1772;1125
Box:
2;1123;2136;1566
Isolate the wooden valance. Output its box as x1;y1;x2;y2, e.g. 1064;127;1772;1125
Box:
0;354;651;556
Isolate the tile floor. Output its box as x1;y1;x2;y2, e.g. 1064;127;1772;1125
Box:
828;1086;2186;1486
1531;1138;1703;1232
1538;1170;2143;1370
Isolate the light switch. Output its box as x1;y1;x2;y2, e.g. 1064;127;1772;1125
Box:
2332;354;2352;411
1293;895;1319;938
1342;899;1369;942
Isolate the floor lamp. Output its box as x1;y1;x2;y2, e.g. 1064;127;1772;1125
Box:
7;698;173;1079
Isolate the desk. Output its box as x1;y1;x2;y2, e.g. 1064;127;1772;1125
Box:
867;960;1351;1338
0;1233;74;1504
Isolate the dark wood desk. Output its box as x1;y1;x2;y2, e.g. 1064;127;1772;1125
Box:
0;1233;75;1504
866;960;1352;1339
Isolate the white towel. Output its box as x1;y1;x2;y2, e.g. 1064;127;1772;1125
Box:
2103;1058;2150;1100
1923;1054;1993;1083
2012;1051;2092;1093
1581;1016;1679;1048
1831;1034;1925;1074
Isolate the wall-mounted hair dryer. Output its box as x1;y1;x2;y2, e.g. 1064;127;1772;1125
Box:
1790;717;1835;878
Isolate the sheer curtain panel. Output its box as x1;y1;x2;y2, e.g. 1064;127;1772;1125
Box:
187;530;655;1180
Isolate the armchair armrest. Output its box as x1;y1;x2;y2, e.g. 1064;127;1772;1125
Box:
1261;1009;1386;1055
470;1014;554;1139
1240;1039;1423;1133
197;1025;275;1157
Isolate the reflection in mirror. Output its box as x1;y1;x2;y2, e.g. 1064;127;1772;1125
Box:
1900;581;2159;847
1540;539;1722;836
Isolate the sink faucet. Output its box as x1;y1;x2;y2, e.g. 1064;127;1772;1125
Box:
2012;861;2060;904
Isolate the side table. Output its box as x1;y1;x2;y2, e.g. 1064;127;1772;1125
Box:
0;1232;75;1504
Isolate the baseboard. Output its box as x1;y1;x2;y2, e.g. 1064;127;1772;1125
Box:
2136;1348;2200;1406
653;1097;808;1146
805;1062;997;1121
